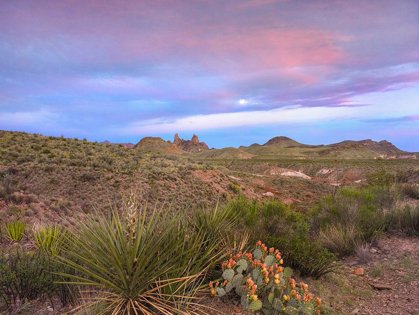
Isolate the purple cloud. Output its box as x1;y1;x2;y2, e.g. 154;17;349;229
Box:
0;0;418;151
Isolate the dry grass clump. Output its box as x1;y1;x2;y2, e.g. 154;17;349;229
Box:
318;224;363;257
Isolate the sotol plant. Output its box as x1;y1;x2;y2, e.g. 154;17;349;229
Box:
57;202;222;315
5;220;26;242
210;241;322;315
33;225;66;257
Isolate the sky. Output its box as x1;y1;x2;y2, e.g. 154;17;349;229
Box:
1;0;419;152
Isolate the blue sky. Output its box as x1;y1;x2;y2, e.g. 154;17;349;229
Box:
1;0;418;151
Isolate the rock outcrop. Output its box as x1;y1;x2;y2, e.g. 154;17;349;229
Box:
172;134;209;153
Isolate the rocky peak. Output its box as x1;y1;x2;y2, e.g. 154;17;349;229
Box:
174;133;181;144
170;134;209;153
191;134;199;143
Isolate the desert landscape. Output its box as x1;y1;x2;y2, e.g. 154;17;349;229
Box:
0;130;418;314
1;1;419;314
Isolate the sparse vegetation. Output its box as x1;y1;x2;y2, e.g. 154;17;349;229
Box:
0;130;418;314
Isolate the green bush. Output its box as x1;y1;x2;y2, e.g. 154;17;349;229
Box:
398;183;419;199
366;169;395;187
384;204;419;234
0;245;74;311
264;225;337;279
225;197;335;278
313;187;388;249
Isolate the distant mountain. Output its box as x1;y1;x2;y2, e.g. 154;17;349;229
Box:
134;137;184;154
241;136;415;159
101;140;135;148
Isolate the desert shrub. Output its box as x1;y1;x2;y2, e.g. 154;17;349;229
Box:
225;194;259;227
318;223;363;257
0;245;74;311
264;225;337;279
384;204;419;234
57;202;224;314
225;197;334;278
366;169;395;187
0;173;19;202
5;220;26;242
229;183;241;194
398;183;419;199
355;244;374;263
209;241;322;314
313;187;389;252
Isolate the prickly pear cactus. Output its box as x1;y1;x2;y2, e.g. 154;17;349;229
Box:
209;241;322;315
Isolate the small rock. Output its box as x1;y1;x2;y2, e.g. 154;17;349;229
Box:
262;191;274;197
47;306;54;312
351;308;360;314
233;306;242;314
370;248;378;253
353;268;364;276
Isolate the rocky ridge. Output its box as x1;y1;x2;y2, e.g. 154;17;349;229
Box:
172;133;209;153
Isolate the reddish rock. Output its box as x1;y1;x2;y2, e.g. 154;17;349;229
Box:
191;134;199;143
174;133;181;144
170;134;209;153
353;268;364;276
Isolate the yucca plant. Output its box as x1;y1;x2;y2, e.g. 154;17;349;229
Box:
57;204;221;315
33;225;66;257
5;220;26;242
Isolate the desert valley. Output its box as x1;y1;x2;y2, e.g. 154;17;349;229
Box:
0;130;418;315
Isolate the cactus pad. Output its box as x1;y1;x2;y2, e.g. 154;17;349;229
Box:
232;274;243;287
215;287;226;297
264;255;275;267
253;248;263;260
248;299;263;311
268;292;274;304
236;258;248;273
283;267;293;278
252;269;261;280
235;285;244;296
241;295;248;308
225;282;233;293
222;268;235;281
272;297;283;311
